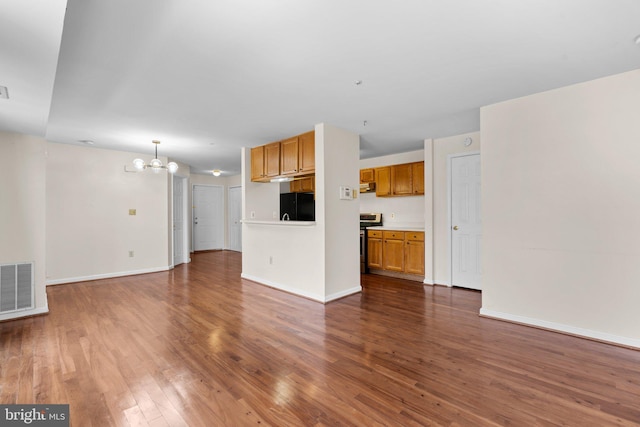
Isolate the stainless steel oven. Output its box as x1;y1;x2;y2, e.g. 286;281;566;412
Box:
360;213;382;273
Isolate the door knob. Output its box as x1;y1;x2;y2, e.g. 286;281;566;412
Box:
453;225;459;230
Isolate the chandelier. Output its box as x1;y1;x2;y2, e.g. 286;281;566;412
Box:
132;140;178;173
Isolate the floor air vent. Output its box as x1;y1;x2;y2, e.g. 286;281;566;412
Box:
0;263;34;313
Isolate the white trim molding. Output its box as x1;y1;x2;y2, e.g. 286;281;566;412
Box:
480;308;640;350
46;266;171;286
0;306;49;322
241;273;361;304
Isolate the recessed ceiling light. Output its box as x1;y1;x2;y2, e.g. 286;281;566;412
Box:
78;139;94;145
0;86;9;99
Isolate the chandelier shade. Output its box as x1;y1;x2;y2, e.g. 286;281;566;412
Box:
132;140;178;174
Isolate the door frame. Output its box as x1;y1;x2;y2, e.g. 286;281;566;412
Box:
227;185;242;252
447;151;481;288
172;175;190;267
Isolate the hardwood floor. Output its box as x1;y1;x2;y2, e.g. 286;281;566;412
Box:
1;251;639;426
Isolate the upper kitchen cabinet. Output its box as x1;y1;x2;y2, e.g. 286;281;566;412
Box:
251;131;316;182
375;167;391;196
251;142;281;182
280;136;299;175
265;142;281;178
250;145;265;181
373;161;424;197
391;163;413;196
412;161;424;195
298;131;315;173
360;168;375;183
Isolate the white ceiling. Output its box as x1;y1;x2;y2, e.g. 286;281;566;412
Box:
2;1;640;175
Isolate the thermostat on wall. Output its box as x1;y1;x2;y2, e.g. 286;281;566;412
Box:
339;186;352;200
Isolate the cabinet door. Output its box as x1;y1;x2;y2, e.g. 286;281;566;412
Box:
412;162;424;195
368;237;383;269
298;131;315;173
280;137;299;175
265;142;281;177
375;167;391;196
360;168;375;183
383;238;404;271
405;239;425;275
250;146;265;181
290;176;315;193
392;163;413;195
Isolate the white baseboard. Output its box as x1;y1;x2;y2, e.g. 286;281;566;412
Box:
325;286;362;302
241;273;360;303
480;308;640;350
0;306;49;322
46;266;171;286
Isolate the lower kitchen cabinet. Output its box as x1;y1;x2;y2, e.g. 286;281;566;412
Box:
382;231;405;272
367;230;383;269
404;232;425;275
368;229;425;279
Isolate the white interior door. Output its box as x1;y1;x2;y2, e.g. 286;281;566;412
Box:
193;185;224;251
451;153;482;290
228;186;242;252
173;177;185;265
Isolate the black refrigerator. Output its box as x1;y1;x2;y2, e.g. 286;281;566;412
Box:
280;192;315;221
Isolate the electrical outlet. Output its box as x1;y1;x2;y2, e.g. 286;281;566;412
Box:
250;211;256;219
269;256;273;265
390;212;395;219
129;251;134;257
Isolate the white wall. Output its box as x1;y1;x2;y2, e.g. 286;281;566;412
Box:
319;124;361;299
481;69;640;348
46;143;170;283
0;132;48;320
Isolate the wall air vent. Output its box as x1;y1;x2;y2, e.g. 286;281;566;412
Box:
0;263;34;313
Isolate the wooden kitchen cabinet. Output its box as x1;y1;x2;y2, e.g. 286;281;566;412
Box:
367;230;383;269
391;163;413;196
404;232;425;275
250;146;266;181
368;229;425;280
265;142;281;178
251;130;315;182
375;167;391;196
382;231;405;272
280;136;299;175
290;176;315;193
251;142;281;182
412;161;424;195
360;168;375;183
298;131;315;173
373;161;424;197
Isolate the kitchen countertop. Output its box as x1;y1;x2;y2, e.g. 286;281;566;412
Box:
367;225;425;232
242;219;316;226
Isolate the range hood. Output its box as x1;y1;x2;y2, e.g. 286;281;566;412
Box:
359;182;376;193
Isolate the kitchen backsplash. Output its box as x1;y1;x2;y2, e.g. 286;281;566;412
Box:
359;191;425;228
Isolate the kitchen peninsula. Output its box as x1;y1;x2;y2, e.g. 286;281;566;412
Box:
241;124;361;303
